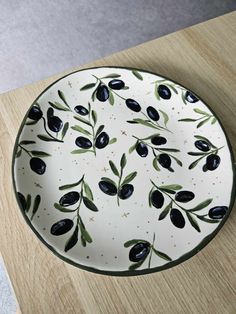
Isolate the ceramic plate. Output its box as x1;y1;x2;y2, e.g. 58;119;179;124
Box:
12;67;235;276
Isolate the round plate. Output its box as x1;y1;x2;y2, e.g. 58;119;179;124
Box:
13;66;235;276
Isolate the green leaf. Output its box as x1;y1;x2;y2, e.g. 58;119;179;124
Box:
159;188;176;194
109;160;119;176
71;149;94;154
152;248;172;261
169;155;183;166
65;226;78;252
101;177;117;187
132;119;157;130
188;156;204;169
95;125;105;138
159;202;172;220
108;91;114;105
167;84;178;94
131;70;143;80
129;257;147;270
58;90;70;108
73;115;92;126
61;122;69;140
120;153;127;169
16;149;22;158
91;110;97;125
188;152;206;156
186;212;201;232
122;86;129;90
25;120;38;125
129;141;138;154
122;171;137;185
197;117;211;128
71;125;91;136
159;110;169;126
189;198;213;212
20;140;36;145
159;184;182;190
211;117;217;124
84;182;93;201
48;101;70;111
54;203;77;212
83;197;98;212
154;83;160;100
80;83;96;91
30;151;51;157
178;118;197;122
124;239;145;247
194;135;217;149
31;195;41;220
127;120;138;124
197;216;220;223
59;177;83;190
25;194;31;213
37;134;57;142
193;108;210;116
153;158;160;171
148;187;154;207
80;223;92;243
181;90;187;105
91;86;97;102
101;73;121;79
109;138;117;145
158;148;180;152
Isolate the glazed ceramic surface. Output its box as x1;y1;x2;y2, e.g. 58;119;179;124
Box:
13;67;235;275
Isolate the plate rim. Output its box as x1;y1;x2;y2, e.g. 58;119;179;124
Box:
12;65;236;276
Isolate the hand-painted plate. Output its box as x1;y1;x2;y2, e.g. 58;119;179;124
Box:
12;67;235;276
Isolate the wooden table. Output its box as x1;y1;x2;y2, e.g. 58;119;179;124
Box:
0;12;235;314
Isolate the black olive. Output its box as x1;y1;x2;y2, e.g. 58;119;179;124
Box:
108;79;125;90
136;142;148;157
151;190;164;208
75;136;92;149
118;184;134;200
185;91;199;103
194;140;210;152
96;84;109;102
158;154;171;169
59;191;80;207
17;192;26;210
202;164;208;172
175;191;195;203
170;208;185;228
129;242;150;262
95;132;109;149
47;107;54;120
74;105;89;116
48;116;63;132
151;136;167;146
158;85;171;99
125;98;141;112
206;154;221;171
146;106;160;121
50;219;74;236
30;157;46;175
99;181;117;196
208;206;228;219
28;106;43;121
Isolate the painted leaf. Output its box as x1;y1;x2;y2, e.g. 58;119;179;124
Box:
159;148;180;152
30;151;51;157
181;90;187;104
122;171;137;185
152;248;172;261
37;135;57;142
79;223;92;243
16;149;22;158
25;194;31;212
189;156;204;169
129;141;138;154
188;152;205;156
159;188;176;195
168;155;183;166
59;177;83;190
132;70;143;80
109;138;117;145
122;86;129;90
54;203;77;212
65;226;78;252
193;108;210;115
154;83;160;100
31;195;41;220
48;101;70;111
83;197;98;212
159;184;182;190
133;118;157;129
197;117;211;128
25;120;38;125
95;125;105;138
109;160;119;176
61;122;69;140
120;153;127;169
101;177;117;187
91;88;97;101
71;125;91;136
101;73;121;79
186;212;201;232
159;202;172;220
127;120;138;124
148;187;154;207
80;83;96;91
153;158;160;171
108;91;114;105
73;115;92;126
58;90;70;108
211;117;217;124
124;239;145;247
20;140;36;145
129;256;147;270
84;182;93;201
167;84;178;94
91;110;97;125
178;118;197;122
159;110;169;126
190;199;213;212
71;149;94;154
197;216;220;223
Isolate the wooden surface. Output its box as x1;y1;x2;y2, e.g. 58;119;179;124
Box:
0;11;236;314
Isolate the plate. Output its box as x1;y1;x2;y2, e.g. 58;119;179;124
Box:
12;66;235;276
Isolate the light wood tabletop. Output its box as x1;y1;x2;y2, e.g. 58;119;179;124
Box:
0;11;236;314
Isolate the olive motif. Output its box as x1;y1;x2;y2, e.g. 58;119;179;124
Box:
158;154;171;169
59;191;80;207
206;154;221;171
170;208;185;229
99;181;117;196
125;98;141;112
175;191;195;203
185;91;199;103
158;85;171;99
28;106;43;121
151;190;164;208
48;116;63;133
75;136;92;149
108;79;125;90
30;157;46;175
74;105;89;116
118;184;134;200
146;106;160;121
17;192;26;210
195;140;210;152
136;142;148;157
95;132;109;149
51;219;74;236
129;242;150;262
208;206;228;219
151;136;167;146
96;84;109;102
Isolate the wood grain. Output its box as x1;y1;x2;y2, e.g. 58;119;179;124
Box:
0;12;236;314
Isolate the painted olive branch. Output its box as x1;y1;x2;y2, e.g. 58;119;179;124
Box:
148;232;156;269
178;108;216;128
42;117;64;143
140;111;171;133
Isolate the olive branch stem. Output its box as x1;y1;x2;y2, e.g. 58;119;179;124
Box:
92;74;126;100
42;117;64;143
140;112;171;133
148;232;156;269
18;144;32;157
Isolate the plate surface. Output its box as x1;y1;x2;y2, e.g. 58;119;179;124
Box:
13;67;235;276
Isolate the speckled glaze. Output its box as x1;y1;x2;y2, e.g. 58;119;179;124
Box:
12;67;235;276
